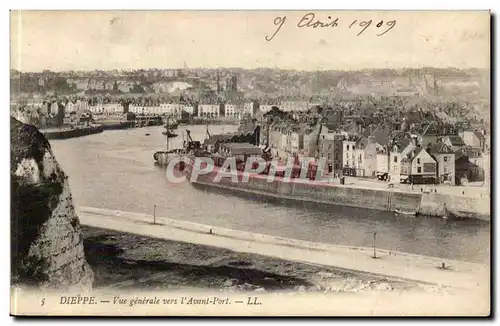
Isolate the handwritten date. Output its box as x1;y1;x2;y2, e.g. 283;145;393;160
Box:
266;13;396;41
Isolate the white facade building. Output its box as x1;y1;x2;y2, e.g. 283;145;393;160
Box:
224;104;238;119
129;105;161;115
243;102;254;117
183;106;194;115
103;103;124;115
259;104;274;114
198;104;220;118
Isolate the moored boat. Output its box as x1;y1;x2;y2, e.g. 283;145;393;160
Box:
162;130;178;138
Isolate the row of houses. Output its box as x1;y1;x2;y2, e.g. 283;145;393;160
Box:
21;98;326;120
197;102;254;119
265;123;487;185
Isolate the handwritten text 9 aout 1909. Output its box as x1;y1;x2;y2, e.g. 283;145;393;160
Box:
265;13;397;41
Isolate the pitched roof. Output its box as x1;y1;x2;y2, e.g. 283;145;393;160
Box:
362;125;391;145
427;143;454;155
444;136;466;147
411;147;425;161
473;131;485;140
392;138;412;153
402;147;436;163
454;146;482;160
204;132;254;145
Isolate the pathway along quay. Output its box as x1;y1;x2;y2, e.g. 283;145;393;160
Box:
77;205;489;292
49;124;490;264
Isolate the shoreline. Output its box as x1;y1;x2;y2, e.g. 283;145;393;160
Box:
76;206;489;291
184;160;490;221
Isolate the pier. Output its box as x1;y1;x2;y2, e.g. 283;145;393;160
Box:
41;124;103;140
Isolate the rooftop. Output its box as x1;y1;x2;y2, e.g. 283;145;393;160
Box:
444;136;466;147
220;142;262;155
427;143;454;155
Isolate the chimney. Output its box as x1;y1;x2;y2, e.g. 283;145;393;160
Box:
368;136;376;144
369;125;374;135
411;136;417;147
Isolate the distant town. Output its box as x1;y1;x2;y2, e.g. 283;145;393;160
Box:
10;67;490;186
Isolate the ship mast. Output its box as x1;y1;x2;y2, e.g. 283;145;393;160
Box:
164;115;169;152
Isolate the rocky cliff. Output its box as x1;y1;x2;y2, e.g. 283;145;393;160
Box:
11;117;94;291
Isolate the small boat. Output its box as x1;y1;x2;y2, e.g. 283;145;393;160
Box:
153;150;182;166
164;116;179;130
145;133;150;136
165;122;179;130
162;130;178;138
154;123;180;166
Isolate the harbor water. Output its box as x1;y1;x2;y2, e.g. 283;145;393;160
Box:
49;125;490;264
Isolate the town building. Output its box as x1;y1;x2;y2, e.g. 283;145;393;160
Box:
159;103;184;117
455;150;485;184
288;130;304;157
419;122;458;146
458;129;486;151
224;103;239;119
183;105;195;115
375;146;390;180
319;133;343;174
259;104;274;114
302;124;328;158
88;104;103;114
243;102;254;117
50;102;59;115
103;103;124;115
198;104;220;118
441;135;466;151
280;101;308;112
218;143;262;162
400;147;437;184
342;137;357;175
129;105;161;115
389;138;418;182
353;136;384;178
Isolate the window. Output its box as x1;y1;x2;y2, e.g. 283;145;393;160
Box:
417;158;421;164
347;145;350;151
394;156;398;163
444;156;448;162
417;167;422;173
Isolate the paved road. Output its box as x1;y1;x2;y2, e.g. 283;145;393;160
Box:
76;206;489;292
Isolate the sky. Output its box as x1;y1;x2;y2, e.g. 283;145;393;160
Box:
10;10;490;72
